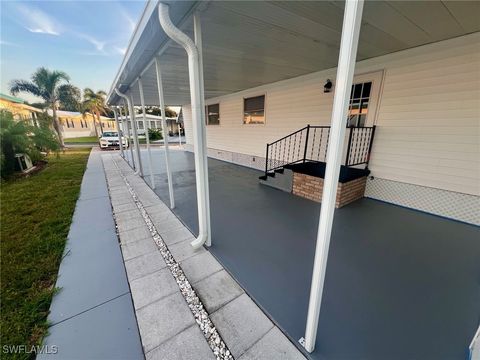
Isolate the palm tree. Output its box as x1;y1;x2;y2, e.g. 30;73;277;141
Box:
10;67;78;147
83;88;109;137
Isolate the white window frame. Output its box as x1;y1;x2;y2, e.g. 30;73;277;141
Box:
242;94;266;125
350;71;384;127
206;103;220;126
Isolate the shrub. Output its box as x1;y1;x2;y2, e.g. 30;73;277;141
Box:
148;128;163;141
0;110;59;178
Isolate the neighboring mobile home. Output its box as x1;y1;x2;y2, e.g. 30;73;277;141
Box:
0;93;116;139
46;109;117;138
0;92;42;125
106;1;479;359
119;114;181;135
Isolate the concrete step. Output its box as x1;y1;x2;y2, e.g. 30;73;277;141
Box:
259;168;294;193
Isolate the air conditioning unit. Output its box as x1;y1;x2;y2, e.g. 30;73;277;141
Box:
14;153;34;173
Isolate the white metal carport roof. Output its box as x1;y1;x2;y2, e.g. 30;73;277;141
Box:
107;0;480;107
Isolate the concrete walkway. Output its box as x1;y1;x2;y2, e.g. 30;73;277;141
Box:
39;149;143;359
102;152;306;360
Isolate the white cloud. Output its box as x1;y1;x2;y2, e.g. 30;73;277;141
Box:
114;46;126;55
118;6;136;33
0;40;20;47
16;4;61;35
77;33;106;52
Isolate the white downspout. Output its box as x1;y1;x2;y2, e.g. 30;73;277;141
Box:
112;107;124;158
129;93;144;176
138;77;156;189
154;57;175;209
193;13;211;247
118;106;126;158
115;88;143;176
158;3;211;248
121;101;135;170
303;0;364;353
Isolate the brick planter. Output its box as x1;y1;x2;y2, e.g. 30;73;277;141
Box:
292;173;367;208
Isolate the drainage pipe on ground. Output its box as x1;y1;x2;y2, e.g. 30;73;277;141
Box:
112;108;124;158
115;88;143;176
138;77;155;189
154;57;175;209
158;3;211;248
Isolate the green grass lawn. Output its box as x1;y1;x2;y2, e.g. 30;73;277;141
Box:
64;136;98;143
0;149;91;358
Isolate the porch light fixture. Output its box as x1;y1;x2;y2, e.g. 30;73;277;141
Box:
324;79;333;93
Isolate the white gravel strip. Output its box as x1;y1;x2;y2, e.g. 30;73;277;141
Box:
112;157;234;360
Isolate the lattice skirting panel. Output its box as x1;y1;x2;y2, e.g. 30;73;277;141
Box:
365;177;480;226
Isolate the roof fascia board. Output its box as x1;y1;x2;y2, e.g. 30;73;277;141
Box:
107;0;160;103
108;1;201;105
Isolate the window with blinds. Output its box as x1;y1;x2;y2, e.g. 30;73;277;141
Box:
206;104;220;125
243;95;265;124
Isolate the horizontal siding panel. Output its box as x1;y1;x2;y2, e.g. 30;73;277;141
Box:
371;147;479;163
380;91;480;107
371;125;479;135
381;73;478;92
370;167;479;195
378;108;479;121
380;100;480;113
369;117;479;127
371;133;478;144
371;140;478;154
381;81;480;99
370;154;479;177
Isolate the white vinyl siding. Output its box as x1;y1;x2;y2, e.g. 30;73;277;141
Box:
183;33;479;196
369;35;479;196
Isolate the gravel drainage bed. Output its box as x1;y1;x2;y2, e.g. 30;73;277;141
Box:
112;158;234;360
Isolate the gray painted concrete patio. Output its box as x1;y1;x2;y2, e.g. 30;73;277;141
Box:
128;147;480;360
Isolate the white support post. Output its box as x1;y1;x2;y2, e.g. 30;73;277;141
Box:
194;12;211;246
114;88;142;175
158;3;211;248
138;77;156;189
129;93;144;176
119;106;126;158
303;0;364;353
122;100;135;170
112;108;124;158
155;57;175;208
178;122;182;147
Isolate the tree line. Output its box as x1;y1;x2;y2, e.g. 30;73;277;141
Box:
9;67;177;148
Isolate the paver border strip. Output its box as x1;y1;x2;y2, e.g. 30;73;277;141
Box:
111;156;234;360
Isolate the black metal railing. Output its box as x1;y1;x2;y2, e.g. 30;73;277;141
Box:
264;125;376;177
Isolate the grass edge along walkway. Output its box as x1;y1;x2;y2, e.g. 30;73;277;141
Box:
0;148;91;359
64;136;98;144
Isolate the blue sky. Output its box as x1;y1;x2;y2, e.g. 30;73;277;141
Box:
0;0;145;103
